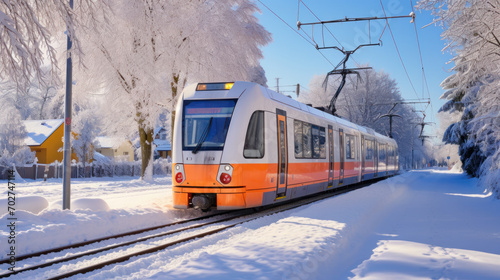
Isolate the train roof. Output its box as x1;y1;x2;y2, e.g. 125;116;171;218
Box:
262;84;393;141
183;81;396;144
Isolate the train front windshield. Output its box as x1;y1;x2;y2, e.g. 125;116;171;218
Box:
183;99;237;152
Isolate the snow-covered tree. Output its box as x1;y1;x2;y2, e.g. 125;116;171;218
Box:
81;0;271;179
0;0;108;92
0;106;35;166
418;0;500;195
72;108;101;167
0;66;60;120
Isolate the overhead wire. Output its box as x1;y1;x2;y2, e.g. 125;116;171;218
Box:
409;0;435;124
261;0;435;128
298;0;362;67
256;0;336;68
378;0;421;103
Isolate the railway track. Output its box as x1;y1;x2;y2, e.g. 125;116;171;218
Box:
0;179;382;279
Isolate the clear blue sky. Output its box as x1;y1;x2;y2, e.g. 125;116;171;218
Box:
255;0;453;134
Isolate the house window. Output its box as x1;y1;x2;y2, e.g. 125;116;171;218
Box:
123;152;129;155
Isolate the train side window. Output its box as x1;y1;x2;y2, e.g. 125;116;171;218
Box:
366;140;373;160
302;123;312;158
294;120;303;158
243;111;265;158
319;127;326;158
312;125;320;158
380;144;386;161
346;134;356;159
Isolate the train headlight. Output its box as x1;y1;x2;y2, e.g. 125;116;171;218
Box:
174;164;185;184
217;164;233;185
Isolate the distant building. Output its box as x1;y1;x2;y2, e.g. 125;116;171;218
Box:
23;119;78;164
95;137;135;162
154;127;171;158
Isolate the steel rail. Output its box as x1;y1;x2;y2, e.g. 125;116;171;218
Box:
0;210;236;265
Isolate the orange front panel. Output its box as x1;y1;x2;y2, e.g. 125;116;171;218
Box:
231;163;276;190
217;193;246;209
173;192;189;209
181;164;220;187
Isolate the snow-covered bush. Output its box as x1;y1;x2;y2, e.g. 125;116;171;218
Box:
153;157;172;176
0;147;36;167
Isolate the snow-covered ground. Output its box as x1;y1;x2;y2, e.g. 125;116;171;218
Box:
1;168;500;279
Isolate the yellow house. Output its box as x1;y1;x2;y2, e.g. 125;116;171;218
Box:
95;137;135;162
24;119;78;164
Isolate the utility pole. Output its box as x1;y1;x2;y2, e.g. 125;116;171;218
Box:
62;0;74;210
378;113;402;138
276;78;280;93
411;129;414;170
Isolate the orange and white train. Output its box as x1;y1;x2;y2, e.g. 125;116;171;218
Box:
172;81;399;210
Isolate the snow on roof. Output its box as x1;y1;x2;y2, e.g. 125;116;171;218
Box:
24;119;64;146
154;139;171;151
95;136;125;149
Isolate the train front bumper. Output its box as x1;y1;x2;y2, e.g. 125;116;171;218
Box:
173;186;247;210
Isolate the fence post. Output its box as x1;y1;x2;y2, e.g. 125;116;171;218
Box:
44;165;49;181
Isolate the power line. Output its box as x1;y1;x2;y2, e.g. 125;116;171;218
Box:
298;0;362;67
409;0;435;124
299;0;343;47
378;0;421;103
257;0;335;68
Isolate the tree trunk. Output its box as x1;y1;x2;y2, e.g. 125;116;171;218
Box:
170;73;180;144
170;73;186;144
139;123;154;178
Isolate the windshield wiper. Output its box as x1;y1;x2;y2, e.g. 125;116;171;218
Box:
192;117;213;154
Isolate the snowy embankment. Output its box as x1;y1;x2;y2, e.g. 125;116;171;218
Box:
1;169;500;279
0;176;200;256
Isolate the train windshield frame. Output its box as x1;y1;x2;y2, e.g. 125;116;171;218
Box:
182;99;237;152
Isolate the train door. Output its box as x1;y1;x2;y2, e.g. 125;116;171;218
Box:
384;144;388;175
328;125;334;188
339;129;344;185
361;135;365;180
276;109;288;198
374;142;379;176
